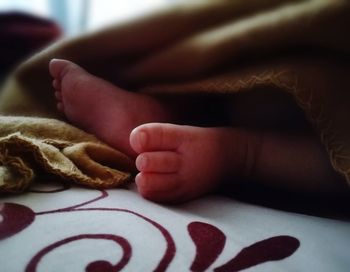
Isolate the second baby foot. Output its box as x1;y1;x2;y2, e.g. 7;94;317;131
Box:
49;59;174;157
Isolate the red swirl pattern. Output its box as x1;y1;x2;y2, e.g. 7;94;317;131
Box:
25;234;131;272
0;184;300;271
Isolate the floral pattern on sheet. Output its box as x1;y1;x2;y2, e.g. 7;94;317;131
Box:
0;182;299;271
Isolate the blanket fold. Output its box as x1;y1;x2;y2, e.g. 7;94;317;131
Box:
0;0;349;192
0;117;134;192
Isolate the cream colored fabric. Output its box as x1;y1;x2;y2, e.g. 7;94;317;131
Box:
0;0;349;192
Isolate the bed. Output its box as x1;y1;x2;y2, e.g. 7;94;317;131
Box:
1;1;350;271
1;181;349;271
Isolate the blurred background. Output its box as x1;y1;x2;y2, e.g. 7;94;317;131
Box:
0;0;179;36
0;0;180;76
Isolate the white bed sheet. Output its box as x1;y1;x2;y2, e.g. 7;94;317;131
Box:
1;181;349;272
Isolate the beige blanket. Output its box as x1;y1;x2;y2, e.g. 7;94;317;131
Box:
1;0;349;192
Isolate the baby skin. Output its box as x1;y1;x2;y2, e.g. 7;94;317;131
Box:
49;59;346;203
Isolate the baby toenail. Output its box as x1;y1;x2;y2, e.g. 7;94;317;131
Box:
135;173;142;186
52;79;58;89
55;91;62;100
138;155;148;169
138;131;148;147
57;102;64;112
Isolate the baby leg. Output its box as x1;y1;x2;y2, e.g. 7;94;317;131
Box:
252;131;346;195
229;88;346;194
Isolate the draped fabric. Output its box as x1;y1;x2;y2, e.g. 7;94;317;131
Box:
0;0;349;192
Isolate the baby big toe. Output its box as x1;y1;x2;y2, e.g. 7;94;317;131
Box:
49;58;71;78
136;151;180;173
130;123;184;153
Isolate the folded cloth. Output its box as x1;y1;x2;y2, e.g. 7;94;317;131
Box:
0;116;135;192
0;0;349;192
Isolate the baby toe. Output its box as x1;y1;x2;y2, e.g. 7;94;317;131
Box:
130;123;184;153
52;79;61;90
54;91;62;100
49;58;71;78
135;172;182;203
136;151;180;173
56;102;64;112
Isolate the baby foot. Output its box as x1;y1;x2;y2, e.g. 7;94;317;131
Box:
49;59;174;157
130;123;256;203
